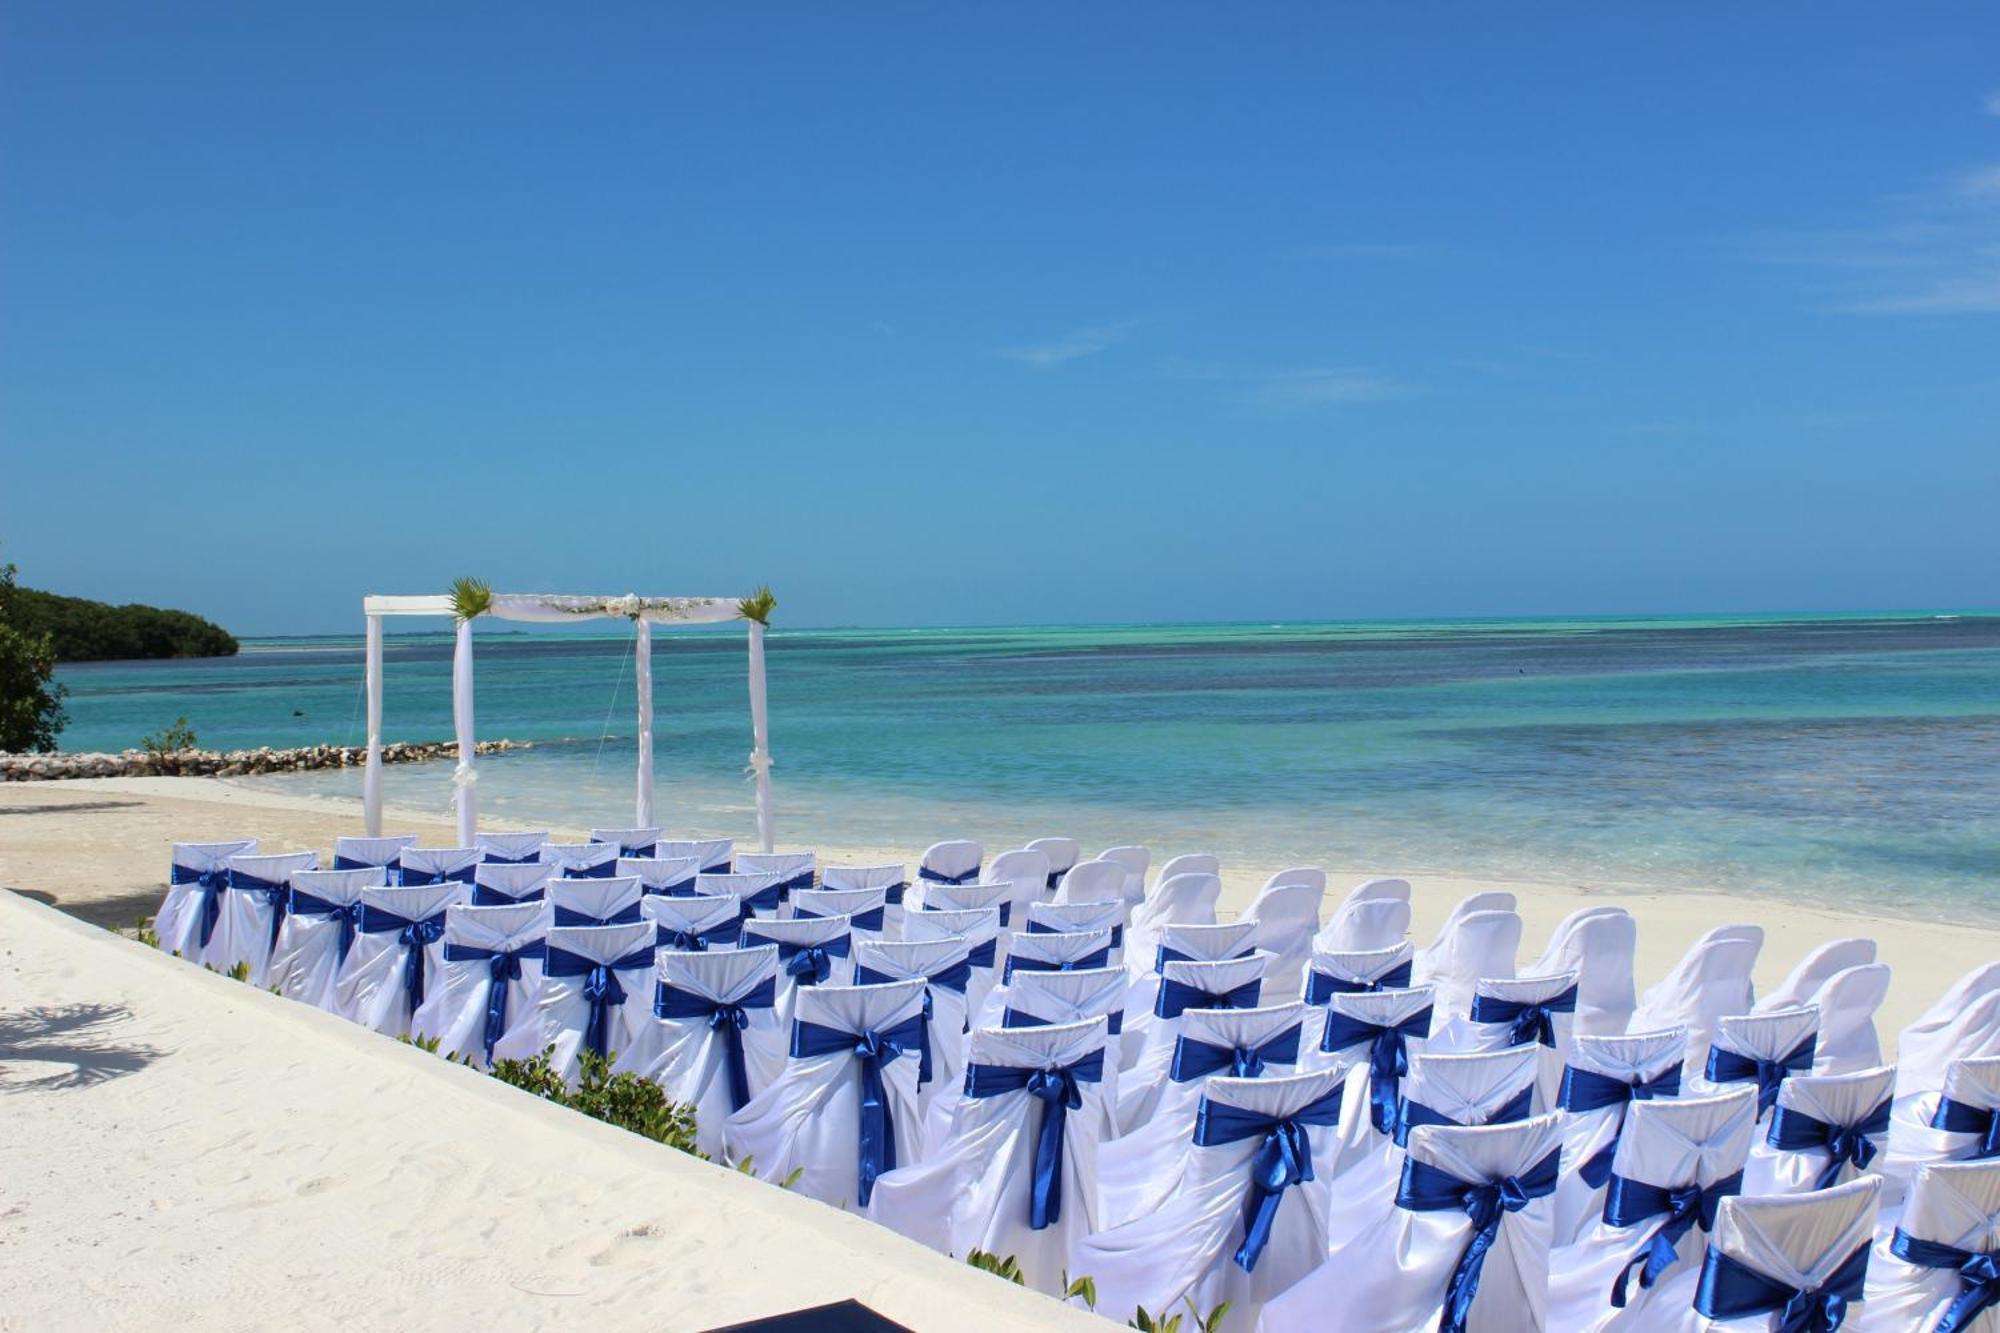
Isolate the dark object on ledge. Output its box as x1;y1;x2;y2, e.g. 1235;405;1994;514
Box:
708;1301;913;1332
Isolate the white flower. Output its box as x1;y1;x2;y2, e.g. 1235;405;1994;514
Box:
608;593;643;619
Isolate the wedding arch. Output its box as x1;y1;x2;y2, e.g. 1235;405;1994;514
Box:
359;581;777;851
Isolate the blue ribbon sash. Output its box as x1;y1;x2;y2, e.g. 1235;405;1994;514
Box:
790;1013;926;1206
1171;1024;1303;1082
653;977;778;1110
1191;1085;1345;1272
358;904;449;1012
1931;1096;2000;1159
1559;1063;1683;1187
1304;959;1413;1005
1602;1169;1743;1306
1320;1004;1434;1134
1395;1148;1562;1333
1888;1229;2000;1333
286;888;364;966
551;900;644;927
1705;1034;1817;1116
1395;1083;1533;1147
1767;1097;1891;1190
1469;983;1579;1048
963;1048;1107;1229
1154;975;1263;1020
171;864;230;949
230;870;292;953
543;944;655;1060
918;865;980;886
441;938;546;1061
744;931;852;987
1693;1241;1868;1332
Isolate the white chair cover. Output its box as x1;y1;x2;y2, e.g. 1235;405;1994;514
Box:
1527;907;1637;1038
1335;875;1411;910
822;861;910;935
491;921;656;1080
1098;845;1151;905
868;1017;1115;1294
470;859;553;906
1306;985;1439;1154
1810;963;1893;1075
1123;953;1266;1075
616;855;700;897
987;847;1053;926
1742;1065;1896;1197
920;882;1015;934
1054;858;1128;906
1123;920;1261;1052
1024;898;1127;964
267;866;383;1007
638;891;741;952
853;935;979;1120
741;912;856;1016
1429;970;1582;1111
332;833;418;877
791;886;891;942
158;838;259;958
1244;868;1329;926
1633;934;1765;1084
1319;895;1415;952
1004;966;1130;1049
1698;1007;1822;1122
1686;1177;1879;1330
1412;906;1521;1023
734;850;817;901
1125;872;1223;964
1897;966;2000;1116
1755;938;1876;1014
723;978;929;1209
1241;882;1324;1001
657;837;733;873
1023;837;1080;893
1885;1056;2000;1202
1545;1086;1760;1332
1081;1067;1353;1329
1303;941;1416;1005
398;845;480;885
476;829;547;863
1260;1113;1565;1333
1866;1158;2000;1332
546;875;643;927
628;945;785;1160
904;905;1003;1023
200;850;320;982
918;839;983;889
589;826;662;856
1001;927;1117;985
409;901;547;1068
538;840;620;878
1550;1027;1689;1247
332;882;467;1034
699;870;788;919
1153;852;1221;894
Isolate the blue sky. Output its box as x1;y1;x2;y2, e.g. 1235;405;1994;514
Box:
3;4;1997;633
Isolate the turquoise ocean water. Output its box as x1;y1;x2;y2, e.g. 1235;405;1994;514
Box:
50;613;2000;920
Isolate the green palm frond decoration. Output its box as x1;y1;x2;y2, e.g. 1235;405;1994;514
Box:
449;577;493;622
737;584;777;626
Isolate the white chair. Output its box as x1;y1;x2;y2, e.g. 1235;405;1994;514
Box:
1754;938;1876;1015
1896;965;2000;1118
919;881;1014;932
905;905;1003;1024
917;839;983;888
1810;963;1893;1075
699;870;788;919
987;847;1053;928
1303;942;1414;1005
1023;898;1126;958
639;891;741;953
1411;904;1521;1023
1545;1086;1759;1331
631;945;784;1159
1311;986;1438;1145
1867;1158;2000;1332
333;882;467;1034
1317;895;1413;952
1551;1027;1688;1247
1701;1006;1822;1122
1080;1067;1352;1328
1098;845;1151;905
475;830;547;864
1742;1065;1895;1196
1002;929;1116;986
1633;932;1765;1084
1154;919;1259;968
616;855;700;898
200;850;320;982
1885;1055;2000;1202
1004;965;1129;1041
1244;868;1329;926
471;859;553;906
1333;875;1410;911
791;886;890;941
724;977;929;1209
1022;837;1079;894
1433;969;1582;1111
1125;953;1265;1073
1260;1113;1564;1333
822;862;910;934
493;922;656;1080
1124;872;1222;964
267;866;383;1008
398;845;480;886
1684;1177;1879;1329
1528;906;1638;1038
741;912;855;1010
546;875;643;927
157;838;258;958
411;901;547;1068
735;850;816;902
537;841;621;879
1152;852;1220;895
332;833;418;878
869;1017;1114;1294
853;936;980;1115
588;826;662;857
657;837;732;874
1241;883;1323;1002
1053;858;1129;906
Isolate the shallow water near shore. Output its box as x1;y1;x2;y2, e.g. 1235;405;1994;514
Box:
51;612;2000;922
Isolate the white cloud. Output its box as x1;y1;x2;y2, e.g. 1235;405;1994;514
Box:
1163;359;1415;410
999;322;1135;368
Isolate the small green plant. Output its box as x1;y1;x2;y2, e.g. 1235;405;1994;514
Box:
398;1032;443;1053
1130;1307;1180;1333
140;716;199;758
736;584;777;625
133;917;160;949
489;1046;701;1153
965;1250;1025;1285
1189;1300;1231;1333
449;576;493;622
225;960;251;983
1062;1271;1098;1311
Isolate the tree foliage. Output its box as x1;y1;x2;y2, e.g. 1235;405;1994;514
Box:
9;585;237;662
0;555;69;752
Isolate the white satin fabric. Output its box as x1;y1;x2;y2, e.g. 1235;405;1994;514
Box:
616;855;700;895
1054;858;1127;905
1333;876;1411;912
918;839;983;886
201;850;321;981
1303;942;1416;1003
409;901;548;1067
1528;907;1638;1038
723;978;929;1209
1025;899;1127;966
1633;933;1764;1083
905;906;1003;1022
822;862;909;935
1125;954;1269;1076
639;891;739;944
1024;837;1080;883
157;838;258;957
869;1017;1115;1294
1125;872;1223;966
1742;1065;1896;1196
267;867;383;1007
1245;869;1329;925
735;850;816;887
398;845;479;884
1429;970;1581;1111
538;841;620;877
1243;883;1324;1001
1126;920;1261;1041
332;834;418;874
1756;938;1876;1015
1261;1113;1565;1333
1695;1008;1822;1114
1080;1067;1353;1328
917;882;1012;936
791;886;890;943
1117;996;1303;1133
332;883;468;1034
740;912;856;1018
475;830;548;862
659;838;733;873
699;871;787;920
1885;1056;2000;1202
471;860;553;903
546;875;643;926
1320;896;1414;952
1896;967;2000;1123
1413;904;1522;1023
1153;853;1221;893
1097;845;1151;905
1809;964;1893;1075
491;922;657;1080
851;936;977;1124
1686;1177;1880;1331
1866;1159;2000;1331
589;826;663;854
1546;1086;1760;1333
626;945;785;1160
1551;1028;1689;1246
987;847;1054;927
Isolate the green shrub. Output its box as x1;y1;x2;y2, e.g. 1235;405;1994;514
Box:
965;1250;1025;1285
0;551;67;751
141;716;199;758
490;1046;700;1154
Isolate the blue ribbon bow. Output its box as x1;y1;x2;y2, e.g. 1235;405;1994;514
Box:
790;1014;925;1206
745;932;851;987
964;1048;1107;1230
1469;983;1579;1048
1767;1096;1891;1190
773;868;816;900
1694;1241;1868;1332
552;900;644;927
1560;1063;1683;1187
1888;1229;2000;1333
544;944;654;1060
653;977;777;1110
172;864;231;949
1603;1169;1743;1306
1171;1023;1303;1082
797;903;886;934
1395;1083;1534;1147
1321;1004;1434;1134
918;864;979;886
1192;1086;1345;1272
400;863;477;887
1006;946;1113;985
1304;959;1413;1005
735;881;785;918
231;870;292;953
1005;1005;1124;1036
471;883;546;906
481;851;541;865
1396;1147;1562;1333
1154;975;1263;1020
441;938;546;1061
287;888;364;966
1705;1033;1817;1116
655;919;740;952
1931;1096;2000;1159
358;903;448;1012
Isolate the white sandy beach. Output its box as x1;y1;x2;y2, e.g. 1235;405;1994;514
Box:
4;774;1998;1329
